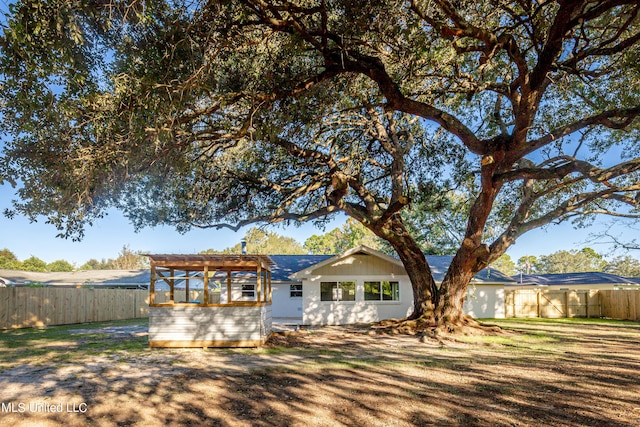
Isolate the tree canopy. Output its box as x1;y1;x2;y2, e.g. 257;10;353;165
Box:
605;255;640;277
1;0;639;330
490;254;517;277
201;227;306;254
538;247;607;273
304;218;387;255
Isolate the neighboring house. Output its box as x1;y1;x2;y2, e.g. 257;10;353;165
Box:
508;272;640;290
289;245;514;325
0;269;150;288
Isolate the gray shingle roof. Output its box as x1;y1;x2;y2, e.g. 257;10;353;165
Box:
0;252;516;286
285;249;515;284
425;256;515;283
268;255;334;281
509;272;640;286
0;269;150;286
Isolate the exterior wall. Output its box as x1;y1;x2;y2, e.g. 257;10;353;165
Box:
302;277;506;324
464;284;505;319
149;304;272;347
302;275;413;326
271;281;303;318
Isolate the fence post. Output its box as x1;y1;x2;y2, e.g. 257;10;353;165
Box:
585;291;589;318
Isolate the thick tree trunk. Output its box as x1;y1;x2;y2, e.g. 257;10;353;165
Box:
390;236;438;321
373;214;492;332
434;251;480;331
386;231;483;332
376;215;439;322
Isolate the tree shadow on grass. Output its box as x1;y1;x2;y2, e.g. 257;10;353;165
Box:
0;321;639;426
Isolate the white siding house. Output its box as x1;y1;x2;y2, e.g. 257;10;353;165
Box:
288;246;512;325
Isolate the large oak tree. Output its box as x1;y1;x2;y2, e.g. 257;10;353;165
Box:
1;0;639;332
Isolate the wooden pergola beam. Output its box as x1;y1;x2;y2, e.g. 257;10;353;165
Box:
148;254;273;307
146;254;273;271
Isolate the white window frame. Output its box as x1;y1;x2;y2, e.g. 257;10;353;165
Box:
290;283;303;298
241;283;256;299
364;280;400;302
320;281;356;302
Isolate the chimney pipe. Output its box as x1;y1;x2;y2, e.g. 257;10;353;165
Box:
241;238;247;255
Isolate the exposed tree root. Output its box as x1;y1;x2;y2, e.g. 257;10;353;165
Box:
371;315;504;339
267;317;506;348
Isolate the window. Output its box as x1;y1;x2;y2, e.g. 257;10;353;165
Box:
290;284;303;298
241;284;255;299
364;281;399;301
320;282;335;301
320;281;356;301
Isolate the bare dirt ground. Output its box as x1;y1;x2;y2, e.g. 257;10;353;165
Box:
1;318;639;427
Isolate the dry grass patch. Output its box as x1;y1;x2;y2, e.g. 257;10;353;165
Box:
0;318;639;426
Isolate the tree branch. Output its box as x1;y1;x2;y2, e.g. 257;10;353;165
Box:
520;106;640;157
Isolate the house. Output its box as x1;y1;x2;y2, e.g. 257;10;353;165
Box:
1;246;516;328
144;246;514;325
508;272;640;290
287;245;514;325
0;269;150;289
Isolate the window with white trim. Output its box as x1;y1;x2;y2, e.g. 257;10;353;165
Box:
290;284;303;298
241;284;255;299
364;281;399;301
320;281;356;301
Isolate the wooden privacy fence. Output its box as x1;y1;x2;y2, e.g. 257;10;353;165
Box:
3;287;639;329
0;287;150;329
599;290;640;321
506;289;640;320
505;289;601;319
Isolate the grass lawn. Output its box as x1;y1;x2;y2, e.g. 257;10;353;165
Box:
1;317;639;426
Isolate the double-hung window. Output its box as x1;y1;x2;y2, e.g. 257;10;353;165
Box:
241;284;255;299
290;284;303;298
364;281;399;301
320;281;356;301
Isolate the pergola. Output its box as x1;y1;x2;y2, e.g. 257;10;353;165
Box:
147;254;273;306
146;254;274;348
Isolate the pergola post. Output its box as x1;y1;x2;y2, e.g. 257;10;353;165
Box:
185;271;190;302
257;264;262;302
203;266;209;305
150;263;156;305
169;268;175;303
